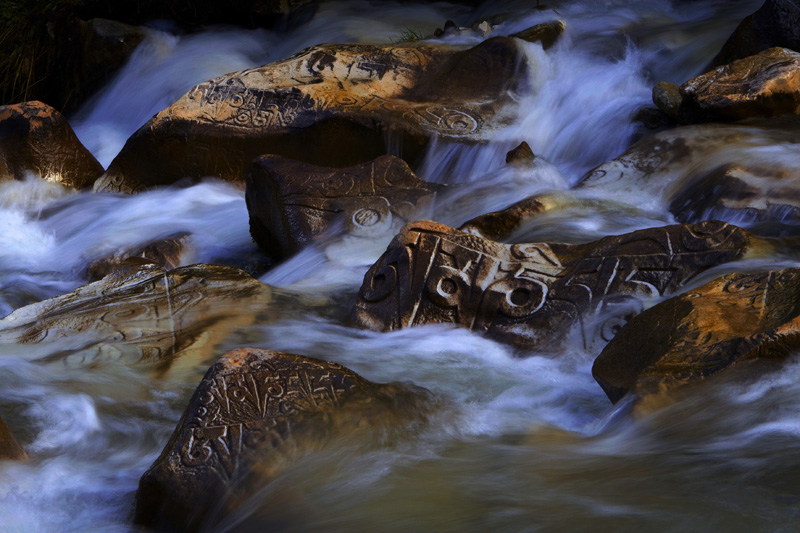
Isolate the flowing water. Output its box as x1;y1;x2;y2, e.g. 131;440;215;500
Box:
3;0;800;531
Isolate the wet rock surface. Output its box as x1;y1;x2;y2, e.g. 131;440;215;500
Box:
712;0;800;67
94;37;524;193
84;233;189;281
0;101;104;189
0;416;26;461
0;263;272;374
133;347;434;531
593;268;800;404
246;155;438;260
510;20;566;49
354;220;759;350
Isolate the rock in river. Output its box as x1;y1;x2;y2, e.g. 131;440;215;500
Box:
94;37;525;193
0;416;26;461
354;220;763;350
246;155;438;260
593;268;800;405
0;101;103;189
133;347;434;531
0;263;272;376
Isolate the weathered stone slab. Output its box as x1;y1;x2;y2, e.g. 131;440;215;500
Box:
0;263;271;374
680;47;800;122
94;37;524;193
354;220;760;350
0;101;103;189
593;268;800;405
246;155;438;260
133;347;433;531
0;416;26;461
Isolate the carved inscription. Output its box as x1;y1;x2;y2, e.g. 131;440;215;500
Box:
354;220;753;350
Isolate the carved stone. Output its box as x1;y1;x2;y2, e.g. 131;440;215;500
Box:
0;416;26;461
0;263;272;375
679;47;800;122
246;155;438;260
0;101;103;189
593;269;800;405
94;37;524;193
354;220;760;350
85;233;189;281
133;347;433;531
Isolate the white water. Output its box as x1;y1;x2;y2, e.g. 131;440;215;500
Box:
5;0;800;531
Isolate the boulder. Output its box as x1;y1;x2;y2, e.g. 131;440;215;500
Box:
246;155;438;260
0;263;272;375
593;268;800;405
93;37;525;193
85;233;189;281
711;0;800;67
0;101;103;189
353;220;762;350
652;81;681;121
679;47;800;122
133;347;433;531
0;416;26;461
510;20;566;50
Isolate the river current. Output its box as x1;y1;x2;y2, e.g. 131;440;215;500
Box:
2;0;800;530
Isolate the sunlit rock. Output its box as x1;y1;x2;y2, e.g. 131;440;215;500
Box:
680;47;800;122
0;416;26;461
0;101;103;189
354;220;763;351
246;155;438;261
510;20;566;49
459;196;550;242
0;263;272;376
94;37;525;193
711;0;800;67
133;347;434;531
593;268;800;406
85;233;189;281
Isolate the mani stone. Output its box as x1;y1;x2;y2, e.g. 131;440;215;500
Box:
593;268;800;405
0;101;103;189
246;155;438;260
0;263;272;376
133;347;433;531
93;37;524;193
353;220;761;351
0;416;26;461
679;47;800;122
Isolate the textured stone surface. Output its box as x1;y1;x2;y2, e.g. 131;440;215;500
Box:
459;196;548;241
593;268;800;404
133;347;433;531
94;38;524;193
85;234;189;281
354;220;758;350
0;263;272;373
680;47;800;122
511;20;566;49
0;101;104;189
0;416;26;461
246;155;438;260
652;81;681;121
505;141;536;165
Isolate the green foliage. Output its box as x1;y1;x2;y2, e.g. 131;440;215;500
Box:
393;27;425;43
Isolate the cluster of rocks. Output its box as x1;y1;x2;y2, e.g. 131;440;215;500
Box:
2;1;800;530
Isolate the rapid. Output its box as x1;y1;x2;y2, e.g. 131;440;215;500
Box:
2;0;800;530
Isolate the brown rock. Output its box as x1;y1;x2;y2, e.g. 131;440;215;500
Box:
0;416;26;461
459;196;548;241
93;37;524;193
353;220;760;350
505;141;536;166
511;20;567;50
246;155;438;260
593;268;800;405
711;0;800;67
0;101;103;189
652;81;681;121
85;234;189;281
0;263;272;376
680;47;800;122
133;347;434;531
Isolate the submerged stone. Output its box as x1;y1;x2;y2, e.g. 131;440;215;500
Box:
511;20;566;49
0;101;103;189
0;416;26;461
133;347;434;531
246;155;438;260
94;37;525;193
0;263;272;375
354;220;761;350
85;233;190;281
593;268;800;405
